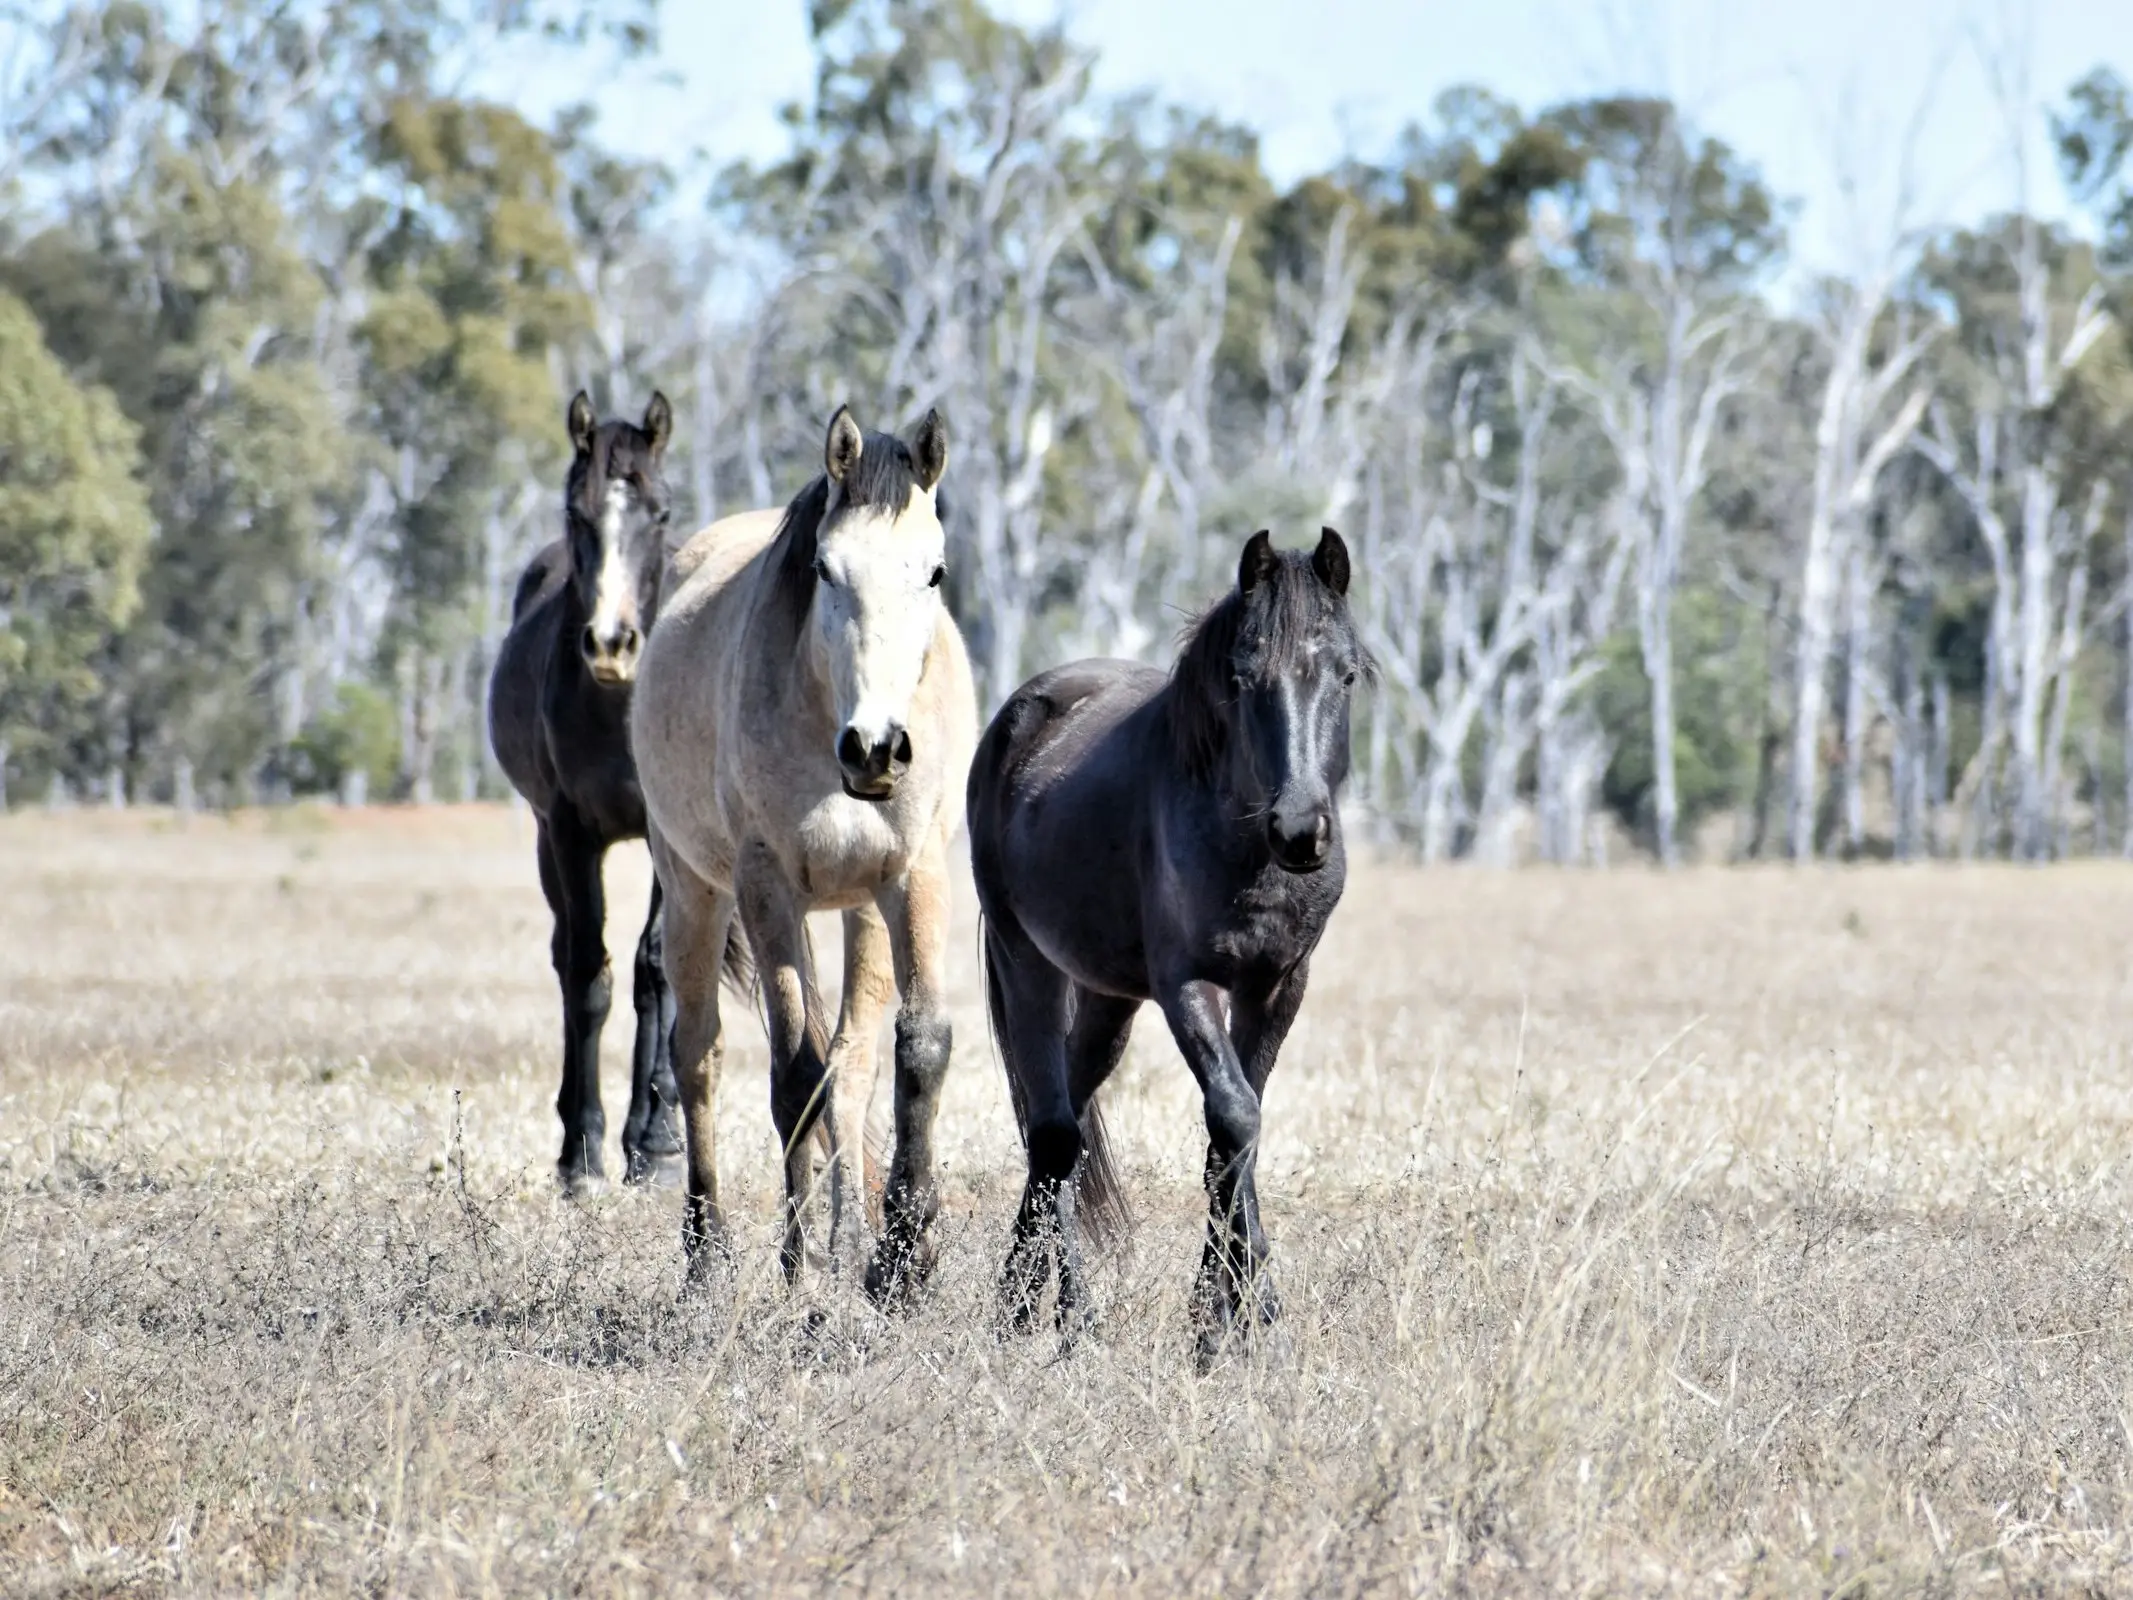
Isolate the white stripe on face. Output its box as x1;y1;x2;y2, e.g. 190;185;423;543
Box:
588;479;635;645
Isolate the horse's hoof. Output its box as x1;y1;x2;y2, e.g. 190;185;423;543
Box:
1054;1301;1095;1355
622;1149;684;1189
680;1252;730;1305
638;1115;684;1162
559;1166;608;1201
865;1238;937;1312
995;1289;1042;1340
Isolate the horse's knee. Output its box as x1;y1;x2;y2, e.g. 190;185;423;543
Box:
567;949;613;1015
1203;1086;1260;1166
893;1010;952;1099
1027;1117;1082;1186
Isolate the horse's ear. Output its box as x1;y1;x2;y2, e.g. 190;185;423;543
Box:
642;391;672;458
825;405;864;486
911;408;948;492
1312;526;1351;596
567;390;596;457
1238;529;1277;594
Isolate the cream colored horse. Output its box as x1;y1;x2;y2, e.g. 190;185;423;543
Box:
632;406;977;1300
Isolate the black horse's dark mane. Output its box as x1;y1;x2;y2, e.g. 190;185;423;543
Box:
1166;550;1370;778
762;430;945;650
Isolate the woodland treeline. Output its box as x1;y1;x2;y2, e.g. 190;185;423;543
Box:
7;0;2133;863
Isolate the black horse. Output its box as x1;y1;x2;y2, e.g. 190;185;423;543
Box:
967;527;1371;1363
489;390;681;1193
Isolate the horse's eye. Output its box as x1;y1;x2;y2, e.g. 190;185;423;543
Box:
929;564;946;589
1342;668;1358;687
812;558;830;584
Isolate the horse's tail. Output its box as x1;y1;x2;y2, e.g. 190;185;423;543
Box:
981;916;1131;1248
717;920;758;1004
1075;1088;1130;1249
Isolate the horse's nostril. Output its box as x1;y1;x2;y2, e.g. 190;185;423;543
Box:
580;625;600;659
837;728;867;771
1269;810;1332;866
619;625;641;654
892;728;913;766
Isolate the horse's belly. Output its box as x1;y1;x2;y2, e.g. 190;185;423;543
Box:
1001;812;1150;997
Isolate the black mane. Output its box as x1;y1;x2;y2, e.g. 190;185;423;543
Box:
762;430;943;650
1166;549;1370;778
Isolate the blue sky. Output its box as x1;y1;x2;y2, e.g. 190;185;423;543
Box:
515;0;2133;274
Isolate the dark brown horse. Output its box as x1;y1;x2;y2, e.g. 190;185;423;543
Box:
967;528;1371;1364
489;391;681;1193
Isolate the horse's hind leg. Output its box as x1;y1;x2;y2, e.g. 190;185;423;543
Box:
621;876;682;1184
1056;988;1137;1335
867;836;957;1309
547;813;612;1196
737;845;830;1286
987;919;1075;1334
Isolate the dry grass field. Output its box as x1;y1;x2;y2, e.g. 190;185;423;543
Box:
5;805;2133;1595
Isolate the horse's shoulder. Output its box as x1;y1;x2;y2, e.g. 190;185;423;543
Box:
663;508;787;618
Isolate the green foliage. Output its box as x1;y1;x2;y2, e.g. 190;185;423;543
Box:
1592;595;1760;849
287;682;400;798
0;289;153;767
360;94;585;653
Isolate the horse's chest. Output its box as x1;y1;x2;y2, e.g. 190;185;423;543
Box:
788;797;912;905
1194;868;1338;980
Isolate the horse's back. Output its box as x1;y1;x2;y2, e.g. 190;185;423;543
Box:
663;508;785;612
974;659;1164;798
969;659;1164;992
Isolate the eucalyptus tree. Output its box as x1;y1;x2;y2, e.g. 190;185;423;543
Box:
1535;97;1784;865
0;288;152;804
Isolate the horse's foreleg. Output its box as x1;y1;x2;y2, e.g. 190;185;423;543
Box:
1157;975;1271;1368
867;838;956;1309
825;904;894;1279
737;847;828;1287
549;813;612;1197
1219;962;1308;1329
622;875;682;1184
657;842;733;1284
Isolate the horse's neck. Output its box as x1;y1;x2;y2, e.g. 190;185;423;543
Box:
739;554;837;727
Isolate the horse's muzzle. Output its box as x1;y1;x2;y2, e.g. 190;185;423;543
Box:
1268;809;1333;873
581;622;642;686
837;723;912;802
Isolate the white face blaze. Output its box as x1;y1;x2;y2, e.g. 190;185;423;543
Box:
812;484;946;766
587;479;638;651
